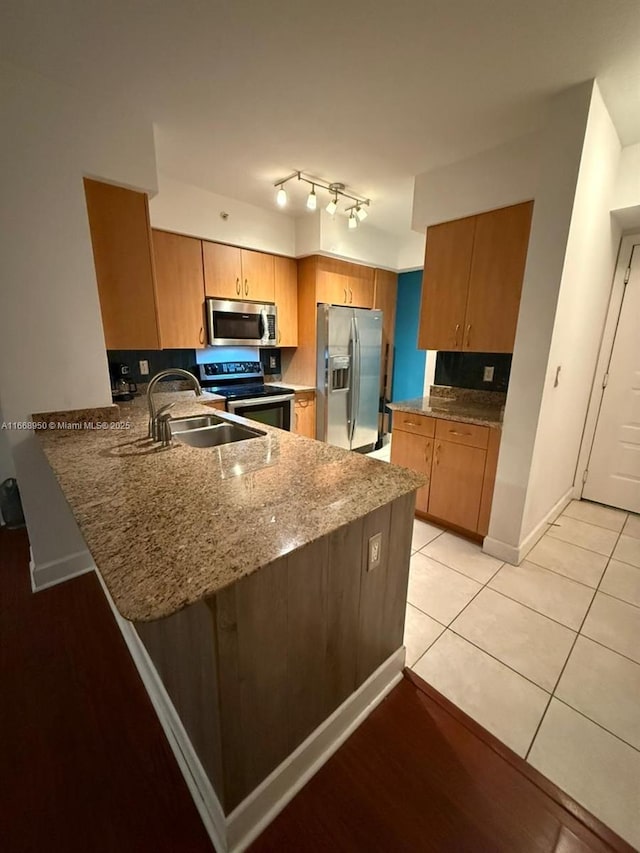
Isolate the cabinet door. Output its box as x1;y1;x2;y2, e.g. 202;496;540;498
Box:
390;429;432;513
464;201;533;353
202;242;242;299
316;270;349;305
429;439;486;531
241;249;275;302
274;257;298;346
152;230;206;349
418;216;475;351
347;268;375;308
84;178;160;350
373;269;398;405
294;393;316;438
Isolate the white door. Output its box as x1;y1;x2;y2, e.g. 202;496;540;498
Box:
584;250;640;512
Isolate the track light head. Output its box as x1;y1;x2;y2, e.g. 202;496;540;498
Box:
348;211;358;230
276;185;287;207
326;195;338;215
355;205;368;221
307;184;317;211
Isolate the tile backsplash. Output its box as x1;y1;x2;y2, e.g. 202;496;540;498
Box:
435;351;512;392
107;350;196;384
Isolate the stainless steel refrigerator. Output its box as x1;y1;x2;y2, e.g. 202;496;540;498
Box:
316;304;383;452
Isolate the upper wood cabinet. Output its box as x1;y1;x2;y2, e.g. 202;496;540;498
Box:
202;242;242;299
274;256;298;347
84;178;160;350
203;242;275;303
373;269;398;404
418;201;533;353
464;202;533;352
316;258;374;308
418;216;475;351
241;249;275;302
152;230;206;349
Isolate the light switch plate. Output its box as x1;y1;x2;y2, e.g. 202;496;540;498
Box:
483;365;495;382
368;532;382;571
139;360;149;376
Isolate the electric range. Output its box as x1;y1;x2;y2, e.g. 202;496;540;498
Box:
198;361;296;431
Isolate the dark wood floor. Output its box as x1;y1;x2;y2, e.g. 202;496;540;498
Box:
0;528;212;853
250;671;634;853
1;527;634;853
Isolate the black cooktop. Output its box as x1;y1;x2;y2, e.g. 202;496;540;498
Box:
211;384;294;401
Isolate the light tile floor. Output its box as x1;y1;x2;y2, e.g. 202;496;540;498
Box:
405;502;640;850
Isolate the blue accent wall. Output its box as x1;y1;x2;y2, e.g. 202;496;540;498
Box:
391;270;425;401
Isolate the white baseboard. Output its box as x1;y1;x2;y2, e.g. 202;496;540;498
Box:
97;569;404;853
483;487;573;566
30;546;95;592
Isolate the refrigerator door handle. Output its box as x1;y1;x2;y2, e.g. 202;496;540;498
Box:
350;315;361;445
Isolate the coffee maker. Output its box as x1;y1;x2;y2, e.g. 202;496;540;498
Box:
109;362;138;402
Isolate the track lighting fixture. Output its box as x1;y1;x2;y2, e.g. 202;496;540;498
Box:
273;172;370;226
306;184;317;211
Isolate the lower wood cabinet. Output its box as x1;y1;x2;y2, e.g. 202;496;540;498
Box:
390;430;431;514
429;440;486;532
294;391;316;439
391;412;500;537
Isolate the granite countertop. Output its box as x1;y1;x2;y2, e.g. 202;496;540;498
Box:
388;387;504;428
36;392;423;623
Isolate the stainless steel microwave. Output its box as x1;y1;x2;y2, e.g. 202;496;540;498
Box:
205;298;278;347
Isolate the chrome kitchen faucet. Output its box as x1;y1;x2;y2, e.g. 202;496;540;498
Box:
147;368;203;445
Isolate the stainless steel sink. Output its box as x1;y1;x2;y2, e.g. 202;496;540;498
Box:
170;414;224;432
170;415;265;448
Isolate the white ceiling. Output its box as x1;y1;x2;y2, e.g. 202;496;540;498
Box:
2;0;639;237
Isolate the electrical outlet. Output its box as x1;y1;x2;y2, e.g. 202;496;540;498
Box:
368;532;382;571
483;365;495;382
139;360;149;376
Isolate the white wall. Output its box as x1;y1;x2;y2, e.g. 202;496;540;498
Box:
412;132;541;230
487;83;597;557
522;84;622;536
150;173;296;256
0;61;157;572
611;143;640;230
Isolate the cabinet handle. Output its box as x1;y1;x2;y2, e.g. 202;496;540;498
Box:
244;279;249;296
349;288;353;304
199;326;204;345
344;288;348;303
235;277;241;295
454;323;460;347
403;421;419;426
465;324;472;348
449;429;472;437
434;442;441;465
295;412;299;430
278;329;281;344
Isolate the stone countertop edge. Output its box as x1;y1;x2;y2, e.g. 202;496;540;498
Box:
34;393;424;624
387;397;503;429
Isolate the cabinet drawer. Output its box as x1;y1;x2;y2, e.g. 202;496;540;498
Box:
435;419;488;449
393;411;435;438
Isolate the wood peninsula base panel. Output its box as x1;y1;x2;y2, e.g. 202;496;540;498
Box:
391;414;500;537
134;492;414;814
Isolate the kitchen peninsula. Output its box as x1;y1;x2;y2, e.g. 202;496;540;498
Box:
35;391;422;852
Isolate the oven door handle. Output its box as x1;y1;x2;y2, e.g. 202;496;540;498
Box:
228;394;295;410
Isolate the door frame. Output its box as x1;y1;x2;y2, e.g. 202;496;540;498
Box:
574;231;640;499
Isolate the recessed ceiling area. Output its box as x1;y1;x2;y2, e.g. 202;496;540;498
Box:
2;0;639;237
